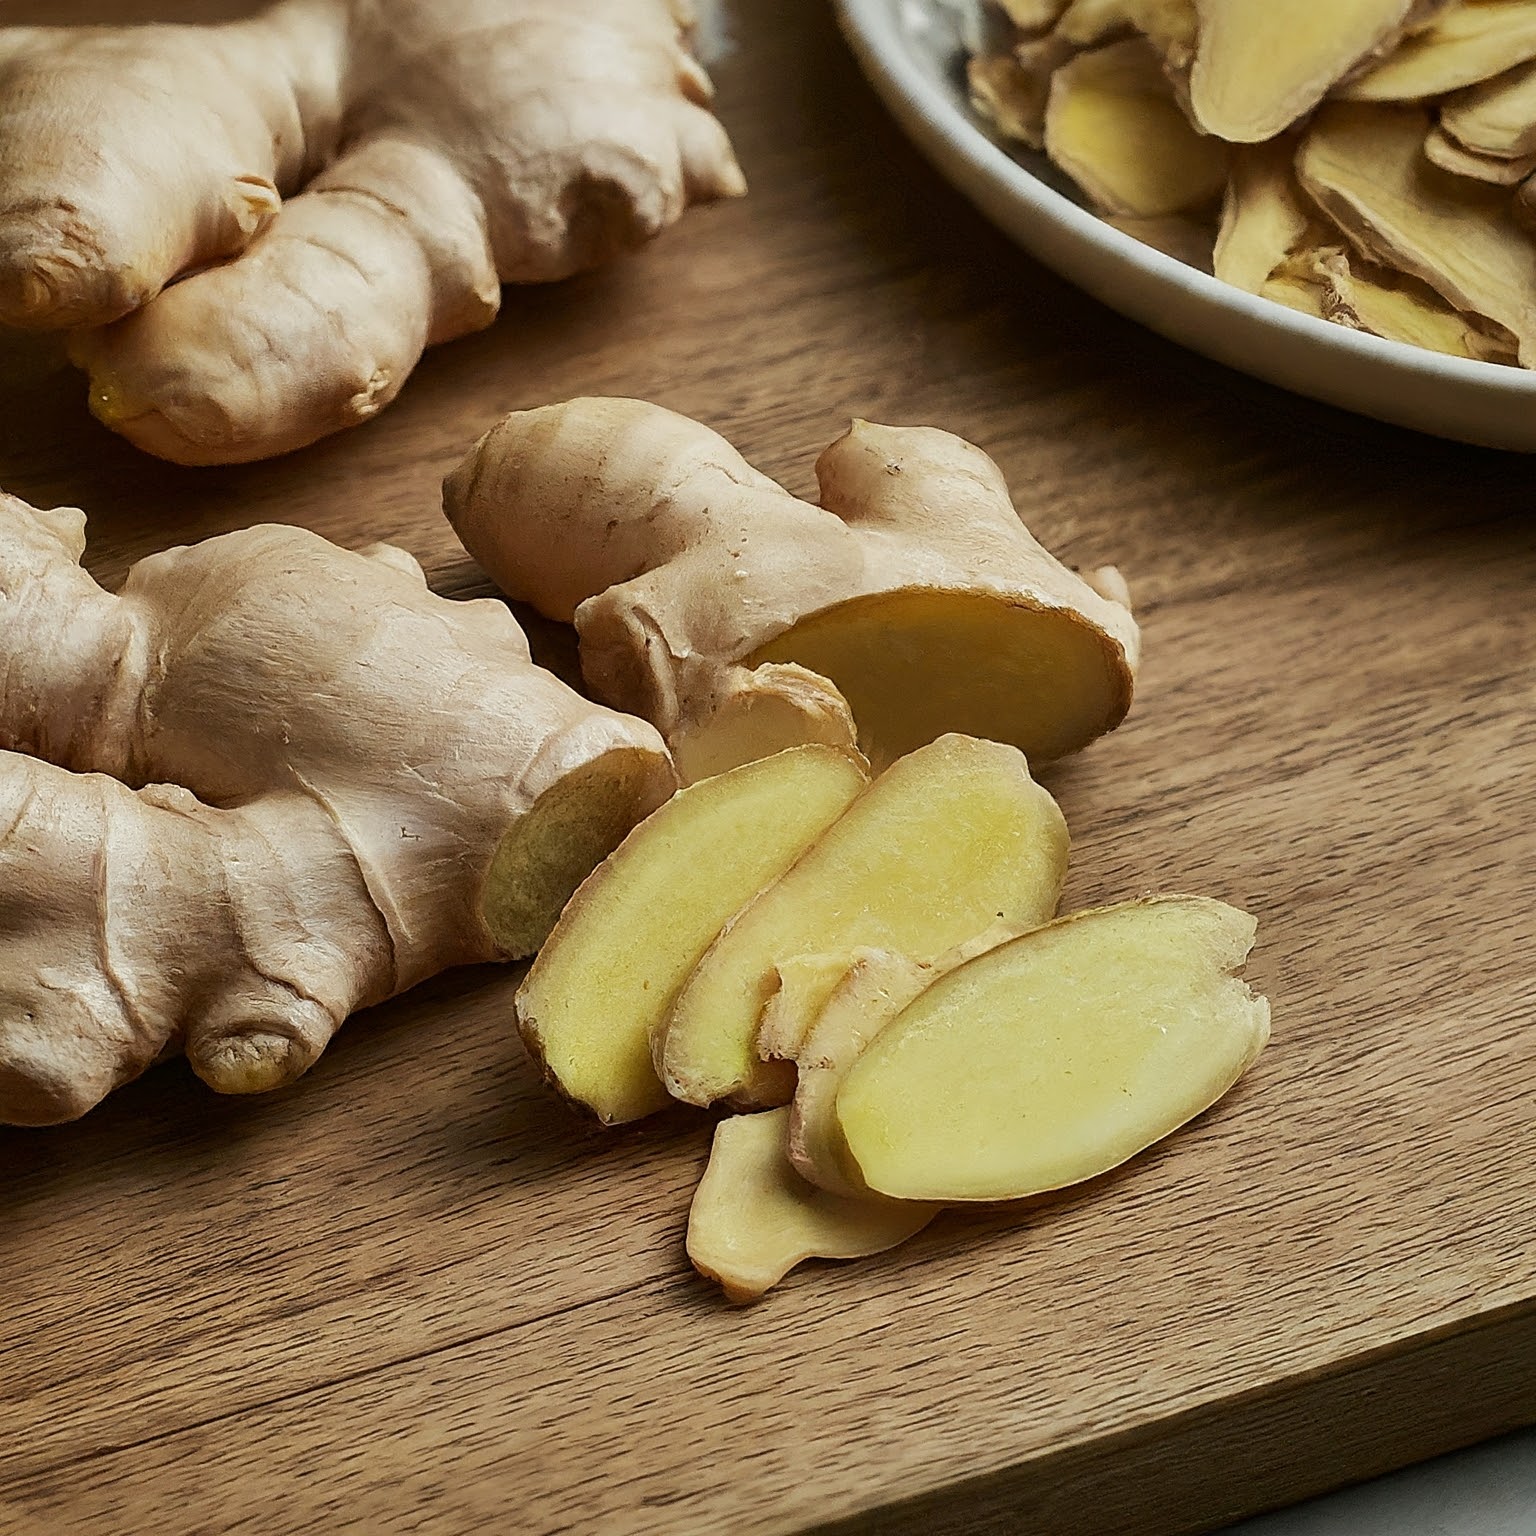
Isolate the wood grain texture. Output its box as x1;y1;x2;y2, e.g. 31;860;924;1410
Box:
2;0;1535;1531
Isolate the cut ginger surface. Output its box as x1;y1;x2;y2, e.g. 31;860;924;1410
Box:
445;399;1139;782
686;1108;938;1305
656;734;1069;1111
837;896;1270;1202
514;746;868;1125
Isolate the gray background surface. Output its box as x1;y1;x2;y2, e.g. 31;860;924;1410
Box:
1225;1430;1536;1535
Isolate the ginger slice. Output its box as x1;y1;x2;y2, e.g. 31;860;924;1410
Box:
1304;245;1519;360
760;917;1026;1069
757;952;869;1065
1056;0;1197;59
780;924;1029;1195
1344;1;1536;101
1255;241;1517;364
1190;0;1418;143
686;1108;939;1304
657;735;1069;1111
1442;58;1536;158
1044;40;1227;218
1262;263;1332;321
1297;102;1536;360
513;746;867;1126
1213;139;1314;293
1423;125;1536;185
836;897;1270;1203
446;400;1139;783
969;53;1044;147
782;950;936;1197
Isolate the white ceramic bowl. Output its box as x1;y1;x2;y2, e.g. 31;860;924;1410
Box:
835;0;1536;450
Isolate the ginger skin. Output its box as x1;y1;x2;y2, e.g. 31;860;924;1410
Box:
445;398;1139;782
0;0;743;464
0;493;673;1125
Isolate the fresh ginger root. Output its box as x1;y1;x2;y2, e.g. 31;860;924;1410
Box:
837;897;1269;1202
0;493;672;1125
685;1108;939;1305
657;735;1069;1111
515;745;868;1125
0;1;743;464
444;398;1139;783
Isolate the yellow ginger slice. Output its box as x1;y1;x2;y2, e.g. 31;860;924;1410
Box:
1214;140;1314;293
756;952;869;1065
657;735;1069;1111
837;897;1270;1203
513;746;868;1125
1423;125;1536;185
759;916;1027;1069
777;927;1029;1196
1306;246;1519;360
1190;0;1418;143
1297;102;1536;360
1441;58;1536;157
1056;0;1197;59
1045;40;1227;217
1262;262;1331;321
686;1108;939;1304
1345;2;1536;101
783;950;936;1197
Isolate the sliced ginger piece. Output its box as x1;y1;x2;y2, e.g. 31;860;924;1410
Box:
1262;262;1332;321
1056;0;1197;59
783;949;936;1197
1190;0;1418;143
1045;40;1227;218
760;916;1028;1068
1253;240;1516;365
1442;58;1536;158
513;745;867;1125
1297;102;1536;360
780;924;1032;1195
1306;245;1520;360
1344;2;1536;101
1423;125;1536;186
836;897;1269;1203
686;1108;939;1304
1214;140;1314;293
657;734;1069;1111
757;952;869;1064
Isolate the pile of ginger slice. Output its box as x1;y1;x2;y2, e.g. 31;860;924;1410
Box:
972;0;1536;365
451;400;1271;1303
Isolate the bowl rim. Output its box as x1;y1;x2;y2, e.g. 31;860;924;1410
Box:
834;0;1536;401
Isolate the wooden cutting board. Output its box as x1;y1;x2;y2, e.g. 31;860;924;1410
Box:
3;2;1535;1532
